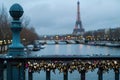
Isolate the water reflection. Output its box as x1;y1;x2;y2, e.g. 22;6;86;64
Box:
67;44;71;55
79;44;83;49
55;45;59;55
30;44;120;56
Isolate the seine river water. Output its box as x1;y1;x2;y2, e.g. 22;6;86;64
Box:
28;44;120;80
30;44;120;56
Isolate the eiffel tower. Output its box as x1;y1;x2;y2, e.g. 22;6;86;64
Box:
72;0;85;35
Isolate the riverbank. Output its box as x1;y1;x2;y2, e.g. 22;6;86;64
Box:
85;41;120;47
0;45;8;54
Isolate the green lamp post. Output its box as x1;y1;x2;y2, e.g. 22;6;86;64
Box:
8;3;25;56
7;3;26;80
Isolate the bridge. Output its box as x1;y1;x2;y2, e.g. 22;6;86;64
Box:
37;40;85;45
0;3;119;80
0;55;120;80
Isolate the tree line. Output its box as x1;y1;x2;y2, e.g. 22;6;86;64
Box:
0;5;39;46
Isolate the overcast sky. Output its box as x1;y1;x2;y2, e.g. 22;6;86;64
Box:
0;0;120;35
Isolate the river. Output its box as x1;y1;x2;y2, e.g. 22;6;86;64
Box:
30;44;120;56
28;44;120;80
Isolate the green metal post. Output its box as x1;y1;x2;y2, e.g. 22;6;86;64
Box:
8;3;25;56
46;71;51;80
64;70;68;80
0;61;4;80
28;72;33;80
7;61;25;80
98;68;103;80
6;3;26;80
114;69;119;80
81;70;86;80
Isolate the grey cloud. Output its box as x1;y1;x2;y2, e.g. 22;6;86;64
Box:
0;0;120;35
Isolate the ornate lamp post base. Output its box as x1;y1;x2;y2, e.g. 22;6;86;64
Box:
8;47;25;56
7;3;26;57
6;3;26;80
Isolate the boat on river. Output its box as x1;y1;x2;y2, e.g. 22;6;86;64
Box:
27;45;34;51
87;42;96;46
105;42;120;47
33;45;40;51
40;44;46;49
32;43;40;51
95;42;106;46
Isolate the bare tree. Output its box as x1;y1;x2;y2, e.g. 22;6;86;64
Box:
0;5;39;47
20;16;39;45
21;27;39;45
0;5;11;41
21;16;30;28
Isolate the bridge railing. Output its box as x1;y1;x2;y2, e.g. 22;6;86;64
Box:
0;56;120;80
